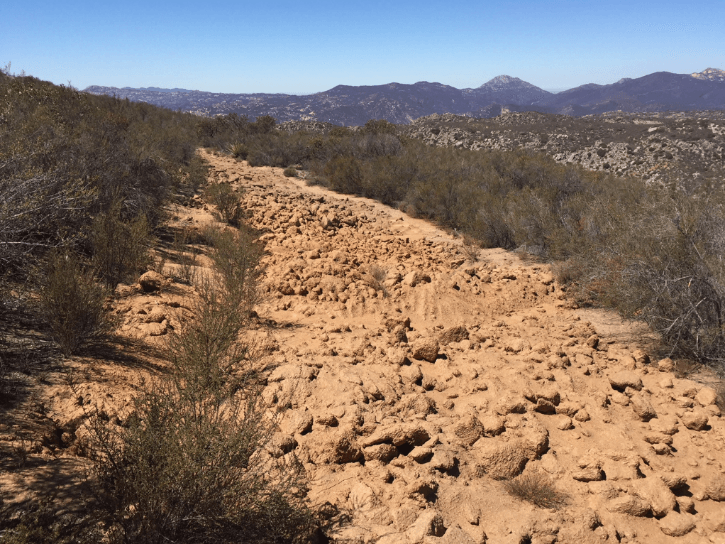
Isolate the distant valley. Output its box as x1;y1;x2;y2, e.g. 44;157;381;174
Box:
85;68;725;125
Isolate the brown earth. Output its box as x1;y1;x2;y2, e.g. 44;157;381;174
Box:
2;149;725;544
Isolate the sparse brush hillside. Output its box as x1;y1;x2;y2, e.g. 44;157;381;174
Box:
212;116;725;368
0;70;203;281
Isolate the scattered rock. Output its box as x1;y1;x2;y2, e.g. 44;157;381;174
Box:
681;410;709;431
608;371;643;391
412;339;440;363
658;512;696;537
138;270;166;292
439;325;469;345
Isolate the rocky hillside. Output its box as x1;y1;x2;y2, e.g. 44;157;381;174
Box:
84;68;725;124
401;111;725;185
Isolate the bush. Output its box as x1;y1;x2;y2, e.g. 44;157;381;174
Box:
88;226;314;544
504;470;568;509
204;182;243;226
91;200;152;287
283;166;298;177
38;251;109;356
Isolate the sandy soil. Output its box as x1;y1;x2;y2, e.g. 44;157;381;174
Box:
1;150;724;543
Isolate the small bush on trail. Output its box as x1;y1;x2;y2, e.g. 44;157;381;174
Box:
39;251;109;356
204;182;244;227
504;470;568;509
283;166;298;177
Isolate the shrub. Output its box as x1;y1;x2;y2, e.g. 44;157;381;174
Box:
504;470;568;509
204;182;243;226
91;200;152;287
38;251;109;356
283;166;298;177
88;226;314;544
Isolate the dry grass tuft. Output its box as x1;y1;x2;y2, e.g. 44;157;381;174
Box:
504;470;568;509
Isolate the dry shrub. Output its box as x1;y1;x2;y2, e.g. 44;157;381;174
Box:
283;166;298;177
460;234;481;262
504;470;568;509
204;182;244;226
87;225;314;544
39;251;110;356
91;200;152;287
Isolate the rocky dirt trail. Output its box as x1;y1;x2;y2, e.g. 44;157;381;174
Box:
2;150;724;543
197;151;725;543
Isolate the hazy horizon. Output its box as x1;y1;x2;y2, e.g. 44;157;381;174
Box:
3;0;724;95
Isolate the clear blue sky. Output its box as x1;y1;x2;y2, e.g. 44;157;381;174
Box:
3;0;724;94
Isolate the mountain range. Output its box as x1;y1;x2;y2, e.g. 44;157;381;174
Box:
85;68;725;125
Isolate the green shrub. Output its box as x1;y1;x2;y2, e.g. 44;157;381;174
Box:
283;166;298;177
39;251;109;356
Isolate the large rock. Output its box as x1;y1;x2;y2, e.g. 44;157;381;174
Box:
363;443;399;463
606;495;651;517
439;325;469;345
705;475;725;501
681;410;709;430
632;477;676;517
695;386;719;406
630;394;657;421
412;339;440;363
307;427;362;465
403;271;432;288
138;270;166;292
361;423;431;448
608;371;643;391
658;512;696;537
453;414;484;446
405;510;445;543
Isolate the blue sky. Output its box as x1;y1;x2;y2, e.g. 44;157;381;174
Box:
3;0;724;94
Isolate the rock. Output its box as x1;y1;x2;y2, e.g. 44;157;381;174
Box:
659;473;688;490
308;427;363;464
643;432;673;445
533;399;556;415
554;415;573;430
269;433;297;457
453;414;484;446
282;411;313;434
704;510;725;532
606;495;651;517
632;349;650;366
138;270;166;292
315;413;338;427
439;325;469;345
650;416;679;435
676;496;695;513
658;512;696;537
475;440;529;480
406;478;439;501
657;358;675;372
412;339;440;362
572;467;604;482
430;449;457;472
409;446;434;463
586;335;599;349
401;364;424;385
363;444;399;463
630;394;657;421
405;510;445;543
494;396;527;416
480;415;506;436
268;364;317;382
705;475;725;501
695;386;718;406
608;371;643;391
573;409;591;422
681;410;709;431
632;477;676;517
361;423;431;448
439;524;478;544
403;271;432;288
142;308;166;323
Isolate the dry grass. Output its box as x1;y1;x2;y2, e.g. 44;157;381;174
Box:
504;470;568;509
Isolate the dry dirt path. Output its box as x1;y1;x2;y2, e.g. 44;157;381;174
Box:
198;151;725;544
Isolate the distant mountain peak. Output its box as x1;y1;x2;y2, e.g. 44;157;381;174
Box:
691;68;725;82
